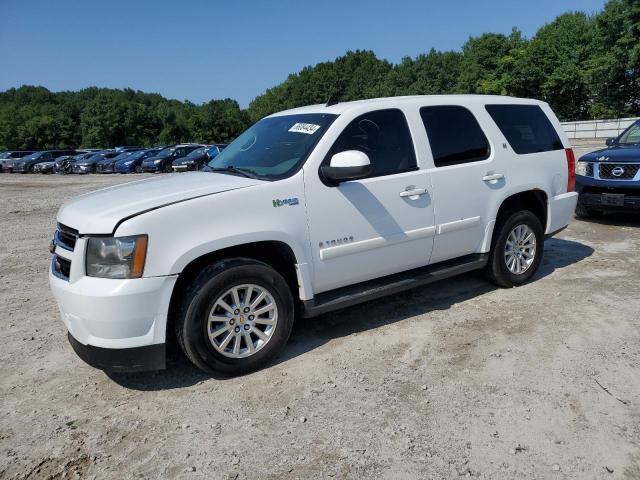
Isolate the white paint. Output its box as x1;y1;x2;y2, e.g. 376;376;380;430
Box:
50;94;577;352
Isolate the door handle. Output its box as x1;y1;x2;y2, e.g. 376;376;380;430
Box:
482;173;504;182
399;188;428;197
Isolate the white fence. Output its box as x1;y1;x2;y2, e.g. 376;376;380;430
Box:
561;117;639;139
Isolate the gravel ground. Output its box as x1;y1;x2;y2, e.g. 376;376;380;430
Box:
1;154;639;479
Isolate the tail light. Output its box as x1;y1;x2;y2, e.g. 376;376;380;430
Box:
565;148;576;192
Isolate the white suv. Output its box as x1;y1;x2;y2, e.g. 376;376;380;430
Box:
49;95;578;375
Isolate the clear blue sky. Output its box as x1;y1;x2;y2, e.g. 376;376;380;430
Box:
0;0;607;108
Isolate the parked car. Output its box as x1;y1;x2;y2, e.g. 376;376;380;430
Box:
96;150;141;173
575;119;640;217
49;95;577;375
13;150;77;173
114;148;163;173
72;151;117;174
0;151;35;172
141;144;202;172
172;145;212;172
56;151;95;174
33;161;58;174
172;144;227;172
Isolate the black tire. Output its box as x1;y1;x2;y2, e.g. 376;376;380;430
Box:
575;202;602;219
163;162;173;173
175;258;294;375
135;165;142;173
486;210;544;288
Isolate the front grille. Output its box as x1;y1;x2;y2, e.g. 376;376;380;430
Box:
55;223;79;251
52;255;71;281
599;163;640;180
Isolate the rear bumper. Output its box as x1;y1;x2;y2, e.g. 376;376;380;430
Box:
68;332;165;372
546;191;578;234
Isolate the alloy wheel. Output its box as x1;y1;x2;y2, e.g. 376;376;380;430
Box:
504;224;537;275
207;284;278;358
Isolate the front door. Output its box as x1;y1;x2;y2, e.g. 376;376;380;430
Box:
304;108;436;294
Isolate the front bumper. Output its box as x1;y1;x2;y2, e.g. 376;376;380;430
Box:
72;164;93;174
142;163;161;172
49;252;178;371
68;332;166;372
576;176;640;211
96;164;115;173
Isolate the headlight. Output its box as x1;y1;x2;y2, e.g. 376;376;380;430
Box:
154;159;162;164
86;235;148;279
576;161;589;176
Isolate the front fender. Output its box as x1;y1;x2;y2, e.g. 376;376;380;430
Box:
113;175;311;285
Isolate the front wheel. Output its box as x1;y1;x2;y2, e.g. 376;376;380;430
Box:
175;258;294;375
486;210;544;288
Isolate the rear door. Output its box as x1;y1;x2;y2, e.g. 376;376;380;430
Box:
419;105;505;264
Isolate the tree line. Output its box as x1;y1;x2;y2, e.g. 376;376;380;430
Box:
1;0;637;151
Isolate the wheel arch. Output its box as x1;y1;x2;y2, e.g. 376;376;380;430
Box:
166;240;303;347
482;188;549;252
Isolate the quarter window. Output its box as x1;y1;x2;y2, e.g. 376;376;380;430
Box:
485;104;563;154
325;109;417;178
420;106;490;167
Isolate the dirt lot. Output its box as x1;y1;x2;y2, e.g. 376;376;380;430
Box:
1;161;639;479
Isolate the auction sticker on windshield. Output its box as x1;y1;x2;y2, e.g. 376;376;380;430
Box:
289;123;321;134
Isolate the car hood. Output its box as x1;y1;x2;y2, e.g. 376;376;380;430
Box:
579;145;640;163
57;172;264;234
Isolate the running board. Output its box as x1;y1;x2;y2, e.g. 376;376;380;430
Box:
302;253;489;318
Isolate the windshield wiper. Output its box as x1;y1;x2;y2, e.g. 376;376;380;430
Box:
210;166;258;179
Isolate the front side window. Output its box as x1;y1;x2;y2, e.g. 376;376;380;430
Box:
617;121;640;145
485;104;563;154
420;106;490;167
324;109;417;178
208;113;337;180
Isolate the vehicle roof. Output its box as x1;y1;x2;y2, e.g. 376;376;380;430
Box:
267;94;548;118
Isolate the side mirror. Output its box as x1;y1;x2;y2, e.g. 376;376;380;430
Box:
321;150;372;185
208;149;219;159
606;137;616;147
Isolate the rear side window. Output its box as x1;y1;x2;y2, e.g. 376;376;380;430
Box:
485;104;563;154
326;109;417;178
420;106;490;167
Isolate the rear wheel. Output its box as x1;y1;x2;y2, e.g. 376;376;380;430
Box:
175;258;294;375
135;165;142;173
486;210;544;288
163;162;173;173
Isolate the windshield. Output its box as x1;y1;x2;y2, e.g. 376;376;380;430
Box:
0;152;10;159
23;152;46;161
617;122;640;145
207;113;337;180
156;147;176;157
112;152;133;162
185;147;206;158
123;150;147;161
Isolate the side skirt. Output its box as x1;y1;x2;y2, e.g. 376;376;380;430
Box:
302;253;489;318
